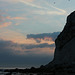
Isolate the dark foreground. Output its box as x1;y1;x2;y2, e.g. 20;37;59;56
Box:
0;64;75;75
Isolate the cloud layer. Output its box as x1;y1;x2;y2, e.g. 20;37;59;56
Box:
0;31;59;67
0;39;54;68
19;0;67;15
27;32;60;41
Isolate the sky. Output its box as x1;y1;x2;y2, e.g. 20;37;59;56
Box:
0;0;75;68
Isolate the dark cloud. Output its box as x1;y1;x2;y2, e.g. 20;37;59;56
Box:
0;40;54;68
0;32;58;67
27;32;60;41
23;43;55;49
0;39;55;50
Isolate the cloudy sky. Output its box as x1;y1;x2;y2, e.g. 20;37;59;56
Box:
0;0;75;68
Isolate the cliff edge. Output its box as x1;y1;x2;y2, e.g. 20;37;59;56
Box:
54;11;75;64
45;11;75;74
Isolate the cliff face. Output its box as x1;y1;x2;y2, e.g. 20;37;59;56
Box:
43;11;75;74
54;11;75;64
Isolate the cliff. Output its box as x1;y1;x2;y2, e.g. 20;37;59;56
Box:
54;11;75;64
45;11;75;74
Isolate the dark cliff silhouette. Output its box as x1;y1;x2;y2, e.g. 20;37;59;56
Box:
45;11;75;74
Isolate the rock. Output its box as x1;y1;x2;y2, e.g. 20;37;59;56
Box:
54;11;75;64
45;11;75;74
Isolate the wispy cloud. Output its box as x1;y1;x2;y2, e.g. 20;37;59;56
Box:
0;29;37;44
6;16;27;20
33;10;67;15
0;0;34;3
19;0;49;10
0;0;67;15
0;15;27;27
44;1;67;15
18;0;67;15
0;22;12;28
